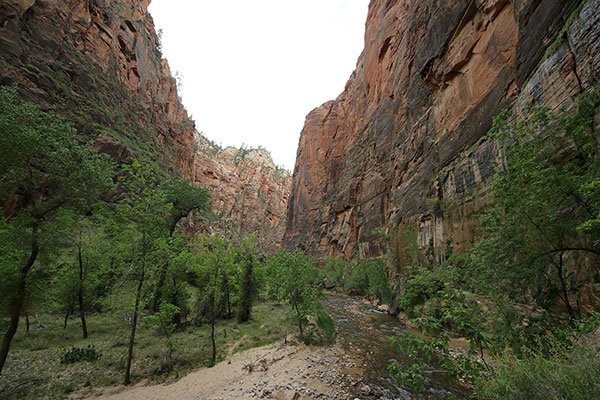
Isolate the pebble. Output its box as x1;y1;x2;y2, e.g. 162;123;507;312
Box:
360;385;371;395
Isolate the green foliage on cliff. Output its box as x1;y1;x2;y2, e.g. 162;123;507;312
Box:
472;89;600;319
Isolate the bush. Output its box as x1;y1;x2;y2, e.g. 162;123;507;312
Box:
303;305;336;345
398;268;444;313
320;257;349;288
477;346;600;400
60;345;100;364
346;260;369;293
346;259;392;303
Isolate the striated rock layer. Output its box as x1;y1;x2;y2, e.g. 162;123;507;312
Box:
191;133;292;255
285;0;600;263
0;0;195;176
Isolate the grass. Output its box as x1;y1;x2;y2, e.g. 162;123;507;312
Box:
476;345;600;400
303;306;336;345
0;301;297;399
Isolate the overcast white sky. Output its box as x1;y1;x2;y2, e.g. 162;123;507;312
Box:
148;0;369;171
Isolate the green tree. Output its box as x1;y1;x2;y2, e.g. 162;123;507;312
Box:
321;257;349;289
0;85;114;375
191;234;235;365
53;261;78;329
114;160;172;385
151;178;210;313
472;91;600;319
49;206;115;333
68;214;106;338
267;250;319;339
237;237;258;322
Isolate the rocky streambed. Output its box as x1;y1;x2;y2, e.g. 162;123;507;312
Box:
322;294;469;399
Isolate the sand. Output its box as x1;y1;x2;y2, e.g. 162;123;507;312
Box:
85;339;360;400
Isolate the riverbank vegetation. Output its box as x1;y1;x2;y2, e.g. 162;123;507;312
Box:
319;254;394;305
313;88;600;399
386;89;600;398
0;86;333;399
2;79;599;400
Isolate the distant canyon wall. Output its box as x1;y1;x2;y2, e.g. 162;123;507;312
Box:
285;0;600;263
191;134;292;254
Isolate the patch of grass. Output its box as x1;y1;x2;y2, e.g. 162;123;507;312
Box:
60;383;76;394
476;345;600;400
304;306;336;345
0;301;297;399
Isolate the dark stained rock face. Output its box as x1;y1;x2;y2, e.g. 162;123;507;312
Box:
285;0;600;263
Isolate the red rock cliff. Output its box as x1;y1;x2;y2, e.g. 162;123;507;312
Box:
285;0;600;262
0;0;195;176
191;133;291;255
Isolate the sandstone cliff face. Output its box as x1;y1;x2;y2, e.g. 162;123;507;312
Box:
191;133;292;254
0;0;195;176
286;0;600;262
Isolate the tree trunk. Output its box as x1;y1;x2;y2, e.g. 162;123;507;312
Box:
78;245;88;339
555;252;576;321
64;309;71;329
152;223;177;314
170;275;182;327
294;301;303;339
25;312;30;334
210;289;216;365
226;283;231;320
0;233;39;376
124;263;146;385
151;262;168;313
238;259;254;323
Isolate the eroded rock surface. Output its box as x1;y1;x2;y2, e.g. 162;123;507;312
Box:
192;133;292;254
285;0;600;263
0;0;195;176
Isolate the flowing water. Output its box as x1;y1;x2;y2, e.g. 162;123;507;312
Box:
322;294;471;399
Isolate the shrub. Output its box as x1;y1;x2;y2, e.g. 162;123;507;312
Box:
476;346;600;400
398;268;444;313
346;259;392;303
60;345;100;364
321;257;349;288
303;305;336;345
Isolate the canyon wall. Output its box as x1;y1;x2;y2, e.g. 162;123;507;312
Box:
191;133;291;254
0;0;292;250
0;0;195;176
285;0;600;263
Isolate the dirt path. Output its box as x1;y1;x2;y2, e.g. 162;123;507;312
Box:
86;339;361;400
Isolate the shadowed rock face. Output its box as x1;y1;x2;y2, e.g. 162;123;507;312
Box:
0;0;195;176
285;0;600;262
191;133;292;255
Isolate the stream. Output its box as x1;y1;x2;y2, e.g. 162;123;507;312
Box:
322;294;470;399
